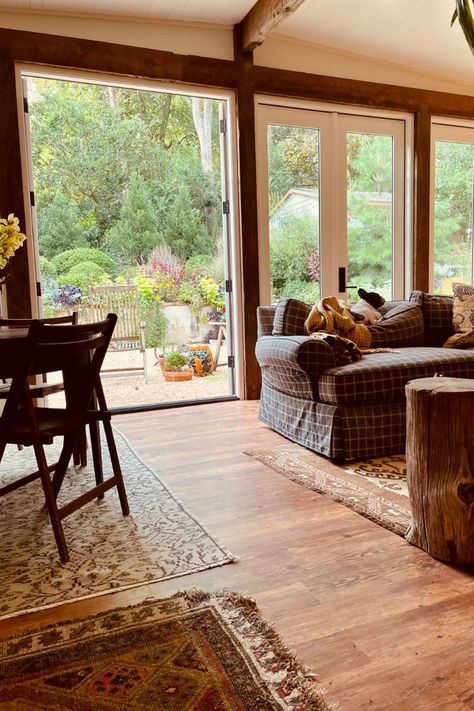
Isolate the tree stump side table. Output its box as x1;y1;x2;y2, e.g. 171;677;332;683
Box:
405;376;474;564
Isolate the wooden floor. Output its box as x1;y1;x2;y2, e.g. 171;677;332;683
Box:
1;400;474;710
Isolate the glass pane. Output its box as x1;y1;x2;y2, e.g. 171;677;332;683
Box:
346;133;393;300
27;76;233;408
433;140;474;294
267;124;320;305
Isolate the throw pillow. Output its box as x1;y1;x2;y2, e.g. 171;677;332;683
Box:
410;290;453;346
368;302;424;347
272;298;312;336
443;282;474;348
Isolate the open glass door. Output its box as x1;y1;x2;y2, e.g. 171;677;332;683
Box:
19;69;239;409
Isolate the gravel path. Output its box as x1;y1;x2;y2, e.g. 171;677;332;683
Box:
49;345;230;409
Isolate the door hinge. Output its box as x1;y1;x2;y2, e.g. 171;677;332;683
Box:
30;191;35;207
222;200;230;215
225;279;232;293
219;117;227;134
23;97;29;113
227;355;235;368
36;281;42;297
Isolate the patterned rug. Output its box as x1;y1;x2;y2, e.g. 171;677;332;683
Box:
0;429;236;620
0;590;330;711
246;444;411;536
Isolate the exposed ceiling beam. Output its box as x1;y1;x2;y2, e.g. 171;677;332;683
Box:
238;0;306;53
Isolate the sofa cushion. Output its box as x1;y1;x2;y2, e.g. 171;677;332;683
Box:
409;291;453;346
272;298;312;336
443;282;474;348
368;302;424;347
318;346;474;406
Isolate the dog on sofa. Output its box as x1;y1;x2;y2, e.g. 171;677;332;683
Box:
350;288;385;324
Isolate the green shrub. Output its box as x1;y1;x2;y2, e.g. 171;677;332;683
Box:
39;255;57;282
184;254;213;280
278;279;320;305
52;248;115;276
139;301;168;349
58;261;110;292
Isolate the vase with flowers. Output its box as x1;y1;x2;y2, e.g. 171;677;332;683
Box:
0;213;27;285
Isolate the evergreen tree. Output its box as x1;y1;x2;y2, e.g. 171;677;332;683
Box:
38;194;87;259
105;174;160;267
162;184;212;259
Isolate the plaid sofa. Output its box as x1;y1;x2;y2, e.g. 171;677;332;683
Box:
256;291;474;461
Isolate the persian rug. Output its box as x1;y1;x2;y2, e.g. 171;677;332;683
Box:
0;429;236;621
0;590;330;711
246;444;411;536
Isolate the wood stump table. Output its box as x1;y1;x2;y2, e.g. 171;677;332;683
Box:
405;376;474;564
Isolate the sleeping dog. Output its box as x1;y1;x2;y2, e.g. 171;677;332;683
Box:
350;288;385;325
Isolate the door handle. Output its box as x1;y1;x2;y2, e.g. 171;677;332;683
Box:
338;267;357;293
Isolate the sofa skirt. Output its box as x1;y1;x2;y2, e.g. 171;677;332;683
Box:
259;384;407;461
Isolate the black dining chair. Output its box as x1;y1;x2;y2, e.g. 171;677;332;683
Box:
0;314;129;563
0;313;88;465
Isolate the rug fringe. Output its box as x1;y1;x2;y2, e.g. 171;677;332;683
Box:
176;588;333;711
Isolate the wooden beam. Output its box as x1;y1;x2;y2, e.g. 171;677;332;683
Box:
233;27;261;399
0;53;31;317
413;111;431;292
238;0;306;52
254;65;474;118
0;28;238;89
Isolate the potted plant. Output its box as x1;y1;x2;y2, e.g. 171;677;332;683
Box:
160;351;193;382
188;346;213;376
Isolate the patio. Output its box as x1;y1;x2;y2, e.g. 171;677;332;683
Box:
49;341;230;409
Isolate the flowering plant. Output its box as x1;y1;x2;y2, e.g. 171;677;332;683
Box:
0;214;26;270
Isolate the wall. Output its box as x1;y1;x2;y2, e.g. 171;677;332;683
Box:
0;11;234;60
255;34;474;96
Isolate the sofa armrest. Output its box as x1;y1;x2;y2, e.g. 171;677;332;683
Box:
256;335;337;398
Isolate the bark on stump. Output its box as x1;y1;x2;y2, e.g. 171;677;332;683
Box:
405;376;474;564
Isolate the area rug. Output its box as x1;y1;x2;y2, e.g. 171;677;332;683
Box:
0;590;330;711
0;429;236;620
246;444;411;537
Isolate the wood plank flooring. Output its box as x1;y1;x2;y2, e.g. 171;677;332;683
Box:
1;400;474;710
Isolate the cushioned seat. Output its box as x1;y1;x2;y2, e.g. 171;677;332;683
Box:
318;346;474;405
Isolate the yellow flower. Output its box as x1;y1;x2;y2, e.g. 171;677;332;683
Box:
0;213;26;268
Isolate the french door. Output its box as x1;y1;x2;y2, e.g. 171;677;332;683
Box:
256;103;408;305
430;121;474;293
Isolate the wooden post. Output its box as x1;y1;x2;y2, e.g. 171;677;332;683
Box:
233;26;261;399
406;376;474;564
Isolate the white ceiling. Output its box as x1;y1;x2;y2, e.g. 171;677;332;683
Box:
1;0;474;85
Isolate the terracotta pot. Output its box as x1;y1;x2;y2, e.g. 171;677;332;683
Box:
162;367;193;382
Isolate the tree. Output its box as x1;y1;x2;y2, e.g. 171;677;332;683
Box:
433;141;474;287
28;77;225;273
191;98;213;173
162;184;213;259
270;215;317;296
346;134;393;291
105;174;160;267
38;194;87;259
